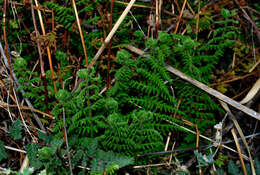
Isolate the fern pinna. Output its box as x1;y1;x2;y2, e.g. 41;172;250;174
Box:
100;110;164;155
44;0;103;30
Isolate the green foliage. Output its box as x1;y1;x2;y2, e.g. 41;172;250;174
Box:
13;57;46;111
79;138;133;174
227;158;260;175
1;168;34;175
194;153;260;175
44;0;103;31
44;2;75;30
194;151;215;167
25;144;41;169
25;134;68;173
90;149;133;174
215;154;228;168
10;119;22;140
53;67;106;138
2;1;257;174
101;110;164;155
0;140;8;162
24;134;133;175
106;9;238;149
228;160;242;175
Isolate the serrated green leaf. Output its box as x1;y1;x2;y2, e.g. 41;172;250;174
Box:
228;160;240;175
10;119;22;140
0;140;8;161
25;144;42;169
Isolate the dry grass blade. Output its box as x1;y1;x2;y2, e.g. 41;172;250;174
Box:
19;156;29;173
72;0;88;67
231;128;247;175
220;102;256;175
174;0;187;34
249;59;260;72
166;64;260;121
163;118;249;160
0;104;55;120
164;132;171;151
88;0;136;68
13;88;35;140
240;78;260;104
4;145;26;154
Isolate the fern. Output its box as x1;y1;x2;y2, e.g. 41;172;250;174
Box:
44;2;75;30
100;110;164;155
44;0;103;31
53;67;106;138
13;57;46;111
107;8;238;148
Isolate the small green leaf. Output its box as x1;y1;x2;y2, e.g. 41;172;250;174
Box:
105;98;118;113
0;140;8;161
14;57;27;71
158;32;171;43
38;147;55;160
77;69;89;79
10;119;22;140
228;160;240;175
55;89;70;102
221;8;231;18
116;49;131;65
21;168;34;175
25;144;42;169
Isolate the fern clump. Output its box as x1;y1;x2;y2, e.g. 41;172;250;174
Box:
53;67;106;138
13;57;46;111
108;8;238;146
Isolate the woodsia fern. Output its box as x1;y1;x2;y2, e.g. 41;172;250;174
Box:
108;8;238;144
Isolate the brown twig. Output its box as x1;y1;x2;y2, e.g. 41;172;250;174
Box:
52;10;57;52
0;104;55;120
174;0;187;34
155;0;159;38
195;0;200;41
210;70;260;87
196;125;202;175
234;0;260;41
72;0;89;66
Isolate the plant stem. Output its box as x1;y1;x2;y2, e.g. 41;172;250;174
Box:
2;0;14;80
34;0;58;93
72;0;89;67
30;0;49;112
106;0;114;89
